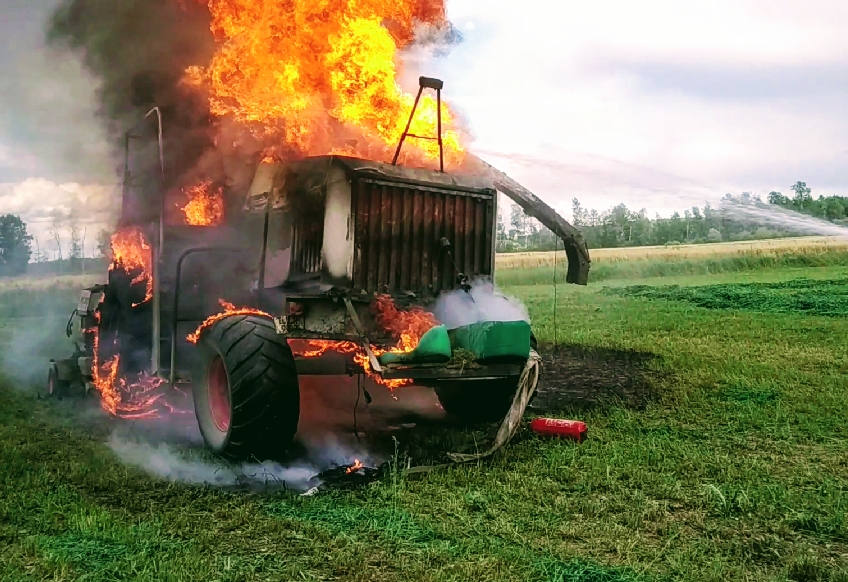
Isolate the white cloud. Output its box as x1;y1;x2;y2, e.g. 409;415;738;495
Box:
0;178;119;259
422;0;848;218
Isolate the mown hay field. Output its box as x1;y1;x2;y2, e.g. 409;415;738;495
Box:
495;236;848;286
496;235;848;268
0;273;104;292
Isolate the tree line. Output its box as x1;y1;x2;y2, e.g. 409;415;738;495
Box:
497;181;848;252
2;180;846;275
0;213;112;277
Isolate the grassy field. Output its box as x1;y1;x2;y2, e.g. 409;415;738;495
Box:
1;245;847;581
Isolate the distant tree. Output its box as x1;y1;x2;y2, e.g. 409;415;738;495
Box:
69;215;82;268
768;191;788;205
707;228;722;242
97;229;112;259
509;202;526;245
50;214;64;261
791;181;812;209
826;199;845;221
496;209;506;241
571;198;588;226
0;214;33;276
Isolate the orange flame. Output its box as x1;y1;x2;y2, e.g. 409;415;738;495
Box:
289;297;438;389
90;331;166;419
372;294;437;352
289;339;408;389
190;298;438;389
346;459;364;474
182;181;225;226
183;0;465;169
187;299;272;344
110;227;153;306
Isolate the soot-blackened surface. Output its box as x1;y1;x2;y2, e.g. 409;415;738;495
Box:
528;343;663;413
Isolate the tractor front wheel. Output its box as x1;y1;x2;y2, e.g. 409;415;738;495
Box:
46;364;69;398
192;315;300;461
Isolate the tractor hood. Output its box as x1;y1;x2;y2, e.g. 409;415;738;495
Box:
245;155;591;286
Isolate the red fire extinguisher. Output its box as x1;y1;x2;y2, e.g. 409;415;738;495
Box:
530;418;587;443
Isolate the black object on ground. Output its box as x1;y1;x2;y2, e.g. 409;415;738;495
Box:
302;461;388;495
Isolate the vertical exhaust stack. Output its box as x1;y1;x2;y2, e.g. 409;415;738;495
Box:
393;76;446;172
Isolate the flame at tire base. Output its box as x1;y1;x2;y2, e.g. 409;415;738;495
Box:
188;295;439;390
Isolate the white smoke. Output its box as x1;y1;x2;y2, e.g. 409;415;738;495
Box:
107;389;388;492
431;277;529;330
108;431;369;492
721;200;848;238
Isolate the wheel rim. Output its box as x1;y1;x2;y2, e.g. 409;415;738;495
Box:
207;355;231;432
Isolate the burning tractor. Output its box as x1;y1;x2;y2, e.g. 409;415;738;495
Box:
49;78;590;461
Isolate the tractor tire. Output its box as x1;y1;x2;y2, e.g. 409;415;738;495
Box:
192;315;300;461
434;378;520;424
47;364;69;399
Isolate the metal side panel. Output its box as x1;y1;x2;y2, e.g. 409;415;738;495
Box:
351;179;495;296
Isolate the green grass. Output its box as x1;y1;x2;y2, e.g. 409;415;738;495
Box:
495;249;848;286
2;256;848;581
606;278;848;317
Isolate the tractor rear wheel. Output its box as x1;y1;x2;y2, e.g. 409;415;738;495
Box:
192;315;300;461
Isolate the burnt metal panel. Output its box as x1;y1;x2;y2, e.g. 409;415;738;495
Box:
389;185;402;290
399;188;413;290
421;191;433;288
351;179;495;296
431;193;443;291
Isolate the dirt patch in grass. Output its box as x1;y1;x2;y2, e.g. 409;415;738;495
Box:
529;344;662;413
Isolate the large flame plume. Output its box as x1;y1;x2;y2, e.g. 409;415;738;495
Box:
91;228;190;418
181;0;466;168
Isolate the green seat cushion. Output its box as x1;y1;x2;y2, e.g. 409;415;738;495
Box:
378;325;452;365
448;321;531;360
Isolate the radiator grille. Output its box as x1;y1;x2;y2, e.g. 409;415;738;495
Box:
351;179;494;295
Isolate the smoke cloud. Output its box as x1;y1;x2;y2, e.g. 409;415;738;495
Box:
108;432;320;491
430;278;530;330
47;0;216;180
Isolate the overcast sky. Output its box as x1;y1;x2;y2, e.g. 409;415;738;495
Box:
1;0;847;256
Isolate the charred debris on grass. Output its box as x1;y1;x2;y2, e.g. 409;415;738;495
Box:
529;343;663;413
